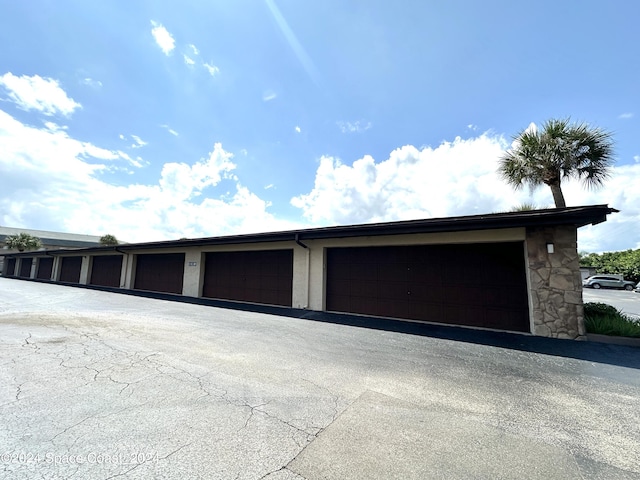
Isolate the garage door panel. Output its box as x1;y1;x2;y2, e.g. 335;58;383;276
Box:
349;280;378;297
484;308;528;332
36;257;54;280
346;262;374;279
19;258;33;277
327;278;350;296
327;243;529;332
408;301;442;321
409;266;443;284
485;287;526;308
381;263;408;281
90;255;123;287
203;250;292;306
6;258;16;276
408;284;444;303
380;281;409;299
348;297;379;316
377;299;408;318
245;275;261;289
60;257;82;283
327;293;350;312
134;253;184;294
463;286;485;304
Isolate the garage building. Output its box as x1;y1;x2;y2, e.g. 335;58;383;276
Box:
1;205;616;339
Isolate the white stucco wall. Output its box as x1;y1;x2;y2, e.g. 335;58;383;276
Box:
182;251;204;297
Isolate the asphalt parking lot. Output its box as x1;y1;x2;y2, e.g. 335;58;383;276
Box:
1;278;639;479
583;288;640;319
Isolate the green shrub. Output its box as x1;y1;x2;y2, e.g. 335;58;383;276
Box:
583;302;640;337
583;302;620;317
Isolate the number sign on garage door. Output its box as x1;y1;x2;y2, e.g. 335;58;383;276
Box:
202;250;293;306
134;253;185;294
326;243;530;332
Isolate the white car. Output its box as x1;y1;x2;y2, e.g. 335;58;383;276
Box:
582;275;635;291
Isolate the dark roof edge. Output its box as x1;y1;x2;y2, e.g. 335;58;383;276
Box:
3;205;617;258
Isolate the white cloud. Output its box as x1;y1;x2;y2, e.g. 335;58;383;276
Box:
189;44;200;55
634;155;640;163
618;112;634;119
183;55;195;66
204;63;220;77
130;135;148;148
0;109;295;242
295;126;301;133
263;90;277;102
337;120;372;133
82;77;102;88
160;124;179;136
44;121;68;132
150;21;175;55
119;134;148;149
291;133;640;252
0;73;81;117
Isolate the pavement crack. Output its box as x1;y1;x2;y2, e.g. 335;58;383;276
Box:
259;466;307;480
22;333;39;352
159;441;193;460
143;355;213;399
258;466;286;479
11;375;26;402
238;401;269;431
102;463;142;480
49;413;98;442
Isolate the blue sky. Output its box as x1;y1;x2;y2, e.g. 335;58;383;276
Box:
0;0;638;252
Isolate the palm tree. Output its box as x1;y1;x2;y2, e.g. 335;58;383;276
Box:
498;118;614;208
4;233;42;252
99;234;119;246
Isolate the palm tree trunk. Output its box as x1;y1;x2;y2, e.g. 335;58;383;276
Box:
549;183;566;208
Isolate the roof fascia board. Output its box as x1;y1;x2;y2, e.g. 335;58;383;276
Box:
2;205;616;259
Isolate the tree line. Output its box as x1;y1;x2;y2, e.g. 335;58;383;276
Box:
580;249;640;284
3;233;119;251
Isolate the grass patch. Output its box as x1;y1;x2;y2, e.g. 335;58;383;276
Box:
584;302;640;337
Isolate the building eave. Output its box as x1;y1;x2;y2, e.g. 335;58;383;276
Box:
2;205;617;258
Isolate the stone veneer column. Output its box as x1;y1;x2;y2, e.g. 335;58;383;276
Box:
526;226;585;339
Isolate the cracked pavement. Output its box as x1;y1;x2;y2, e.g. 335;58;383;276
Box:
1;278;639;479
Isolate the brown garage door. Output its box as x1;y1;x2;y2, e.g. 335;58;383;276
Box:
134;253;184;294
6;258;16;276
90;255;123;287
326;242;530;332
36;257;54;280
19;258;33;277
203;250;293;306
60;257;82;283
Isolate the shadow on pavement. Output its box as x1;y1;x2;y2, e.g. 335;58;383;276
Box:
108;284;640;371
12;278;640;371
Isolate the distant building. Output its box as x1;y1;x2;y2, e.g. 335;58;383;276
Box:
0;226;103;272
580;266;597;280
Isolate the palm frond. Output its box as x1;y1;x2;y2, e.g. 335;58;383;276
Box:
498;117;614;205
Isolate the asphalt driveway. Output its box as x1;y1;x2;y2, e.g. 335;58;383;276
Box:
1;278;639;479
583;288;640;319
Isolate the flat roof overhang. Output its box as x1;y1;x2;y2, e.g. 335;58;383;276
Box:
3;204;618;258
